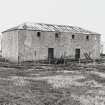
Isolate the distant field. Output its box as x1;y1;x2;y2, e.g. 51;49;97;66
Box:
0;63;105;105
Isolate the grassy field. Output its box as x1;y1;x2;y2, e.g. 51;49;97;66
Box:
0;62;105;105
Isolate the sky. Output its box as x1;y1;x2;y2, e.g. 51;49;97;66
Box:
0;0;105;51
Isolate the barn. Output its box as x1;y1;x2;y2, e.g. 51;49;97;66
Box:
1;22;101;63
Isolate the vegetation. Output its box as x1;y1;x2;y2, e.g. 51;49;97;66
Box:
0;62;105;104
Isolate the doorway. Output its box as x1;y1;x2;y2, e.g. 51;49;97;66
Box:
75;49;80;60
48;48;54;61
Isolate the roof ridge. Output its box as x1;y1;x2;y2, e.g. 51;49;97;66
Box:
2;22;101;35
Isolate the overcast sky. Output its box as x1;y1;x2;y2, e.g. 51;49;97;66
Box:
0;0;105;50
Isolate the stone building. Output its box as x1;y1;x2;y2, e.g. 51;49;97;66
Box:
1;22;101;62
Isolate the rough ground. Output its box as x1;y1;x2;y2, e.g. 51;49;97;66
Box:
0;63;105;105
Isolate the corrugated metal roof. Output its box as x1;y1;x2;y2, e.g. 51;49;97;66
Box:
2;22;100;35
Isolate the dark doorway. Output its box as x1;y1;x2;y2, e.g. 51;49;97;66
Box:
48;48;54;62
75;49;80;60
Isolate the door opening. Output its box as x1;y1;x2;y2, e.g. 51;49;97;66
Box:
75;49;80;60
48;48;54;63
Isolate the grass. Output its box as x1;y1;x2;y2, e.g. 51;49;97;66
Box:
0;63;105;104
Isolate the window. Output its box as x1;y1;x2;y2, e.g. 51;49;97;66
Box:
72;35;75;39
55;33;59;38
86;35;89;40
37;32;41;37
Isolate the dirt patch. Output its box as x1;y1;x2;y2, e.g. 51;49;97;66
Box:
10;76;30;86
46;75;85;88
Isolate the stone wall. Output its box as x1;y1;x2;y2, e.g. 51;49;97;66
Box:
2;30;18;62
18;30;101;62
